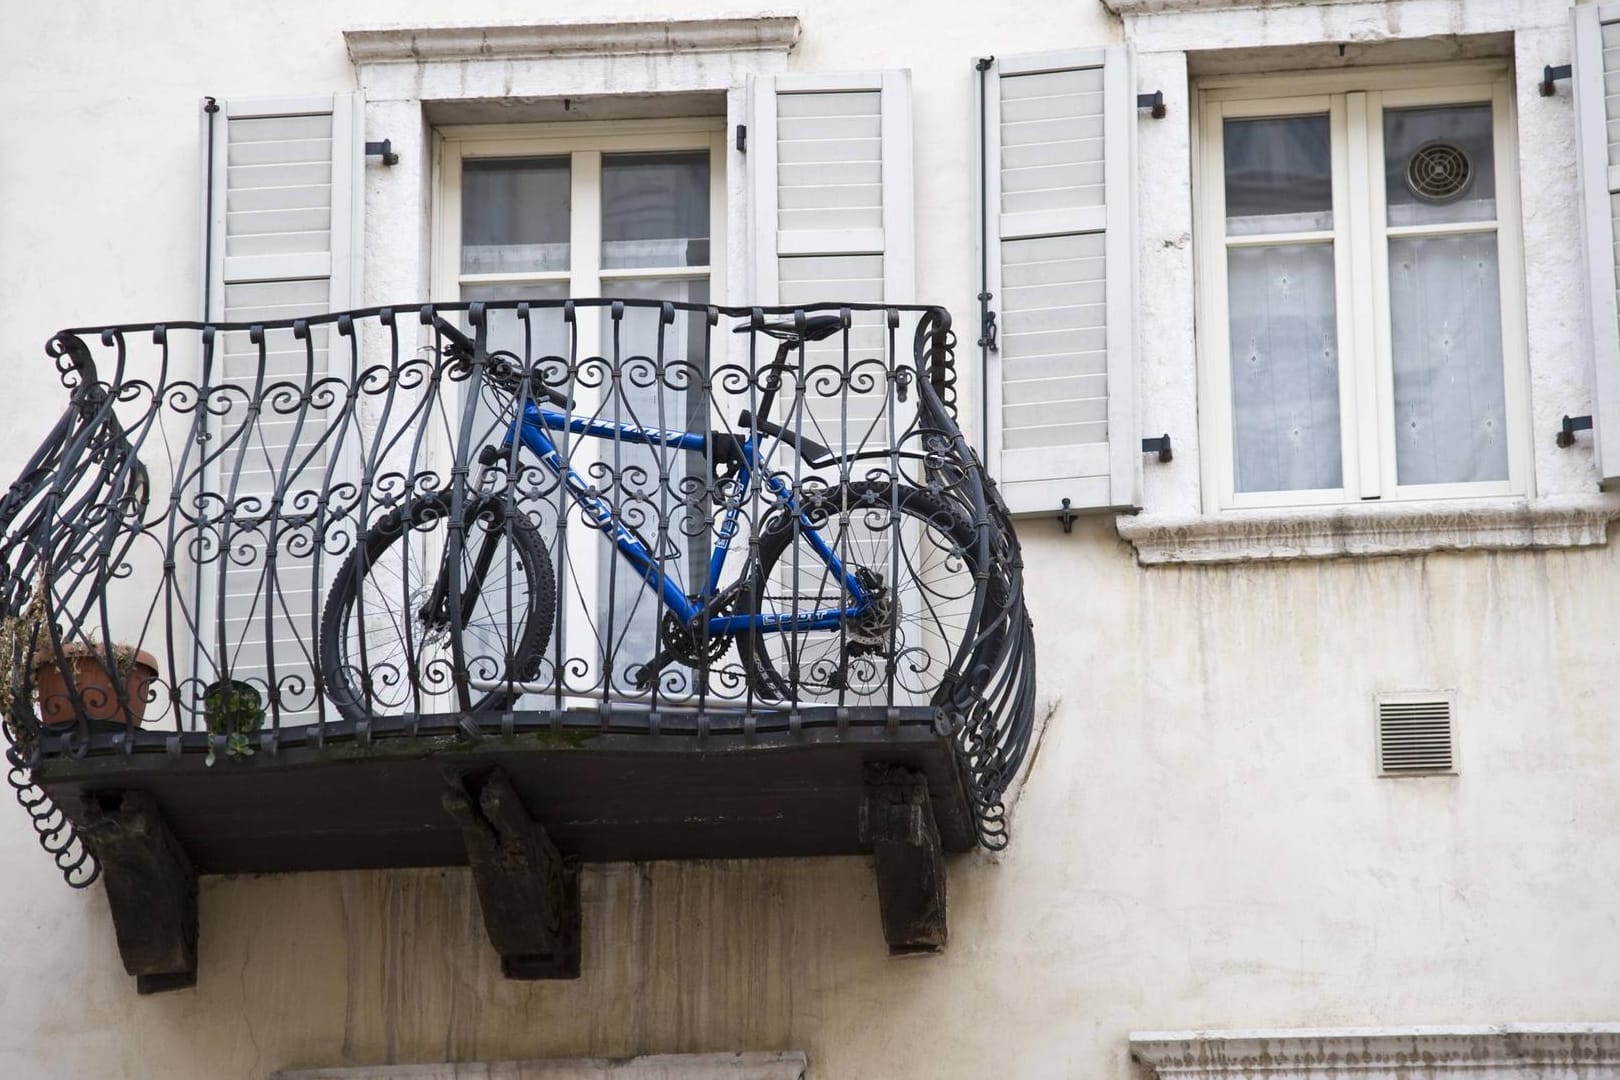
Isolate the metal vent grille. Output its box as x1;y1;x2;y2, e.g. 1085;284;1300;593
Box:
1406;141;1472;202
1377;695;1455;775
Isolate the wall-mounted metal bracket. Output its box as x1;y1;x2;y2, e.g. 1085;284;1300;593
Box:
1142;433;1173;462
1058;497;1075;534
735;124;747;152
1137;91;1167;119
365;139;399;165
1540;64;1572;97
1557;414;1593;448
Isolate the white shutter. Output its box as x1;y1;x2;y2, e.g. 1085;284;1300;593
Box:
750;71;914;305
200;93;363;720
748;71;913;445
1574;4;1620;485
980;47;1139;514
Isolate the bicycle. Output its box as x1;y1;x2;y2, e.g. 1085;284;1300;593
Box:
317;309;991;721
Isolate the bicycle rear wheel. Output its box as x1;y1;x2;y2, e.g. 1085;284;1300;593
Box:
736;481;996;705
319;493;554;722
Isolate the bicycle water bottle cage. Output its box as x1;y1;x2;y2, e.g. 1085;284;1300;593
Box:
733;315;844;343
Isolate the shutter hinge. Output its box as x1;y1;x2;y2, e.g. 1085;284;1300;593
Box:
365;139;399;166
735;124;747;152
1540;64;1572;97
976;292;998;352
1556;414;1593;448
1137;91;1166;119
1142;433;1173;462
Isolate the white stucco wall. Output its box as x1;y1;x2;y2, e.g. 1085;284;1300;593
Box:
3;2;1619;1079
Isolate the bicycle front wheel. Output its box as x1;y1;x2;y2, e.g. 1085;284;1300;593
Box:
737;481;992;705
319;493;555;722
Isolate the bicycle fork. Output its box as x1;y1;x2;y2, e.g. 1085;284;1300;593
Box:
418;510;508;631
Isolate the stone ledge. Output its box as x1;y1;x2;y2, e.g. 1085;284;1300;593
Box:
1105;0;1366;14
345;15;802;65
1130;1025;1620;1076
275;1051;808;1079
1116;495;1620;565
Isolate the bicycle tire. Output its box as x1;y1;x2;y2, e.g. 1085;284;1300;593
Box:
736;481;1005;705
319;493;555;722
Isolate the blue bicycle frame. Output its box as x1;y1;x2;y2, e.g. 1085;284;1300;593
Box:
497;400;871;638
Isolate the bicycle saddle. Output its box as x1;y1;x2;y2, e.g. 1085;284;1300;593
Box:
732;314;844;343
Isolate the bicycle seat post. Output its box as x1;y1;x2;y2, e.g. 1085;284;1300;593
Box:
733;312;842;425
753;336;796;423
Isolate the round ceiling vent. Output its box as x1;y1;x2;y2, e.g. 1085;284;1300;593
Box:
1406;140;1473;202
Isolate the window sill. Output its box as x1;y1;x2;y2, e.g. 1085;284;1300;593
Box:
1131;1024;1620;1076
1115;495;1620;565
343;15;802;63
276;1053;808;1079
1104;0;1364;14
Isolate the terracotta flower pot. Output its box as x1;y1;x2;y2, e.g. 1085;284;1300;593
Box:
32;643;157;729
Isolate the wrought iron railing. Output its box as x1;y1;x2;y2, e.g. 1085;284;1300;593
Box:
0;300;1035;883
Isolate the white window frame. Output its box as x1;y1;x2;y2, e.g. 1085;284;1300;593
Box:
430;117;728;696
433;118;728;307
1194;62;1531;513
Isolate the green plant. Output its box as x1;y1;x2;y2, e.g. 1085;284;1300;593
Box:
202;678;264;766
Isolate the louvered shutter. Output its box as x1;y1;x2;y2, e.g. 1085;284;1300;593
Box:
750;71;914;306
980;47;1138;514
749;72;914;432
200;94;363;720
1573;5;1620;485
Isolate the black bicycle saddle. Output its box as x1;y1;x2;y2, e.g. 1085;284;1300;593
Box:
732;314;844;343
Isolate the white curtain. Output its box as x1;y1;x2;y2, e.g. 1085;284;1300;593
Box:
1388;234;1507;485
1226;243;1343;494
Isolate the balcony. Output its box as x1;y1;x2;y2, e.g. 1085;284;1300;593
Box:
0;299;1033;990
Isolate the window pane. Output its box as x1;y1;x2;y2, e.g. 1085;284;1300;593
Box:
461;158;570;274
602;152;710;269
1384;104;1495;227
1389;234;1508;485
1228;243;1343;493
455;284;572;707
596;280;712;695
1224;115;1332;236
459;282;574;466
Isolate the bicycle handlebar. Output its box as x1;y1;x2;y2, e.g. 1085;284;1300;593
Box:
432;311;846;414
431;318;575;409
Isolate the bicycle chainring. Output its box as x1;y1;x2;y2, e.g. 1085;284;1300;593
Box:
659;608;734;667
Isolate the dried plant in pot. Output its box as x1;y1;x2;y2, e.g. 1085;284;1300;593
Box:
0;566;49;745
32;640;158;731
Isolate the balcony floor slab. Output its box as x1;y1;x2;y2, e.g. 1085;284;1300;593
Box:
33;719;975;875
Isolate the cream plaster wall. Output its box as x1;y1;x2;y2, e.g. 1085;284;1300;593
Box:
3;2;1619;1079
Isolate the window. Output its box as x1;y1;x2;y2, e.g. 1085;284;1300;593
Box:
1195;65;1529;510
435;119;727;694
